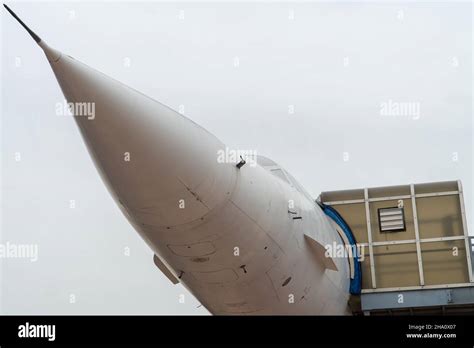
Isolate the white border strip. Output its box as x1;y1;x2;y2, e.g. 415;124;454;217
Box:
361;282;474;294
324;190;460;206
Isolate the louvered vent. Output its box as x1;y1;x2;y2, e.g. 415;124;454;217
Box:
378;207;406;232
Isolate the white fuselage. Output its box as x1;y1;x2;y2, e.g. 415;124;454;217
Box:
13;33;351;315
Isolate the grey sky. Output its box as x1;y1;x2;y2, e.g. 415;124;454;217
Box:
1;1;472;314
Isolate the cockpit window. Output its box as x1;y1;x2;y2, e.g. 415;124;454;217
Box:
256;156;277;167
257;155;314;201
270;168;291;184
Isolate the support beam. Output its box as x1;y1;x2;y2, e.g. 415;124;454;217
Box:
410;184;424;286
364;188;376;289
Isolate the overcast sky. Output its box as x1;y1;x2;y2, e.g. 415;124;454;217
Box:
1;1;472;314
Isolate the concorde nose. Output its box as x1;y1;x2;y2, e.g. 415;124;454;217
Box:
49;51;236;228
4;4;236;228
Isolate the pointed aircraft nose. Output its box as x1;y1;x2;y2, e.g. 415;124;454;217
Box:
51;51;236;228
4;4;236;228
3;4;61;62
